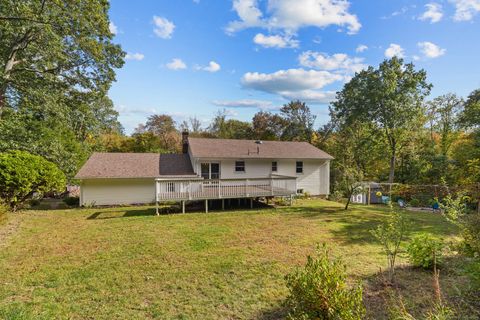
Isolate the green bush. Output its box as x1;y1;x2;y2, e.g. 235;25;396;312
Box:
462;214;480;257
29;199;41;207
409;198;420;207
285;244;365;320
406;234;444;269
0;150;66;211
63;197;80;207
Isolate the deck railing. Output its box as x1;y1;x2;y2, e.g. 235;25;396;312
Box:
156;176;297;201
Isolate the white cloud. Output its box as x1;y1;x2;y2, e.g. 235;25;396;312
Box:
224;109;239;117
384;43;405;58
419;3;443;23
109;21;118;35
298;51;366;73
253;33;299;48
212;99;278;110
356;44;368;53
227;0;361;35
281;90;337;104
418;41;446;58
241;68;343;103
166;58;187;70
197;61;221;73
125;53;145;61
451;0;480;21
153;16;175;39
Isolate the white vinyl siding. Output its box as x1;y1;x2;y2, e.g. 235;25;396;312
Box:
80;178;155;206
193;158;330;196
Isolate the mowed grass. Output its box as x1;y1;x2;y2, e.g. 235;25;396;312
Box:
0;199;472;319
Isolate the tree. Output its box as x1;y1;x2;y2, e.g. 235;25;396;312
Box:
208;110;253;139
0;0;124;118
189;116;202;134
370;206;410;282
0;150;66;211
0;0;124;180
143;114;180;152
332;57;432;183
459;89;480;130
427;94;463;157
280;100;316;142
252;111;285;140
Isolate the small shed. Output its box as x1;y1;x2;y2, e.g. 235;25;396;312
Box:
350;182;385;205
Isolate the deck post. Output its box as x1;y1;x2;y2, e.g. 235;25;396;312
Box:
182;200;185;214
250;198;253;209
155;180;159;216
271;178;274;196
289;195;293;206
222;199;225;210
205;199;208;213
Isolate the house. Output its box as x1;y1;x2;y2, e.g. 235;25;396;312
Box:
75;132;333;212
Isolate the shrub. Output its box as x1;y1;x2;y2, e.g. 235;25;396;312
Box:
462;213;480;257
440;192;480;257
0;151;66;211
409;198;420;207
329;190;343;202
63;196;80;207
407;234;444;269
29;199;41;207
285;244;365;320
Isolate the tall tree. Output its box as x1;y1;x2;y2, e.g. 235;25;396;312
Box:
0;0;124;118
331;57;431;183
252;111;285;140
280;101;316;142
459;89;480;130
207;110;253;139
427;94;463;156
143;114;180;152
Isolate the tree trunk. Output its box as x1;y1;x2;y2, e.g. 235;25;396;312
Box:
0;89;4;119
388;149;396;184
345;187;353;210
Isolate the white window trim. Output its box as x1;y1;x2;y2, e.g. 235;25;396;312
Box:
234;160;246;173
296;161;304;175
271;160;278;173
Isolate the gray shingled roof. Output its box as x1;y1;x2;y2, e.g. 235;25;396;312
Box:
75;153;195;179
188;138;334;160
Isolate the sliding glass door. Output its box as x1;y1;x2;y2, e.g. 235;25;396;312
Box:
201;162;220;180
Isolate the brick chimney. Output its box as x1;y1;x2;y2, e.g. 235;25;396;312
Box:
182;130;189;153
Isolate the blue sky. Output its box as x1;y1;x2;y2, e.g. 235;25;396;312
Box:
108;0;480;134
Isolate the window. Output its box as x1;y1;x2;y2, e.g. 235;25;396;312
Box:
296;161;303;174
167;182;175;192
201;162;220;179
271;161;278;172
235;161;245;172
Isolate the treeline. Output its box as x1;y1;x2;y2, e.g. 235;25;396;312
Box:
97;100;317;154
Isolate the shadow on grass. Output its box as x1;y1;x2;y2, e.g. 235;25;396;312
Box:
256;305;289;320
87;208;156;220
282;204;457;245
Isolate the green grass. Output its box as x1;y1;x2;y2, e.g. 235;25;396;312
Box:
0;199;475;319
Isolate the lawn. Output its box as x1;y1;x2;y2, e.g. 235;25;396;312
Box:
0;199;476;319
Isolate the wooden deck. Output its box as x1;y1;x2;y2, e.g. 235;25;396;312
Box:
155;177;297;213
